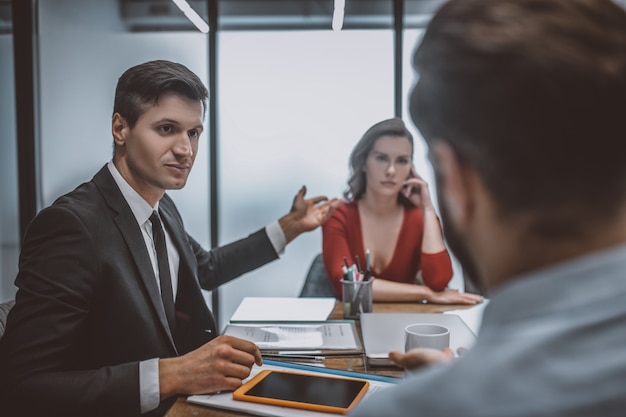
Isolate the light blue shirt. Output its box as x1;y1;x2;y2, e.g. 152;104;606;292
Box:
351;243;626;417
107;161;287;413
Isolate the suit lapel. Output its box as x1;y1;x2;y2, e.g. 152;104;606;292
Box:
92;167;177;353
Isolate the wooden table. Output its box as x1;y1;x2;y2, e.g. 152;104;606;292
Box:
165;301;473;417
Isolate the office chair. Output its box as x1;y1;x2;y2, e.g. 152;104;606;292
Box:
0;299;15;340
299;254;336;298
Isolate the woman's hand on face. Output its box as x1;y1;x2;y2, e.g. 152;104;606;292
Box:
401;168;434;210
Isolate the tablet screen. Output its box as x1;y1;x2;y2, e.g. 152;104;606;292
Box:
233;370;369;414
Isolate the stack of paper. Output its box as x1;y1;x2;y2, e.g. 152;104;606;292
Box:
224;321;361;351
225;297;362;354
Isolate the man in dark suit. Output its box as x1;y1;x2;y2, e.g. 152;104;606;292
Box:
0;60;340;416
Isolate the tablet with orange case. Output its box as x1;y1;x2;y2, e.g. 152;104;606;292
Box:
232;370;370;414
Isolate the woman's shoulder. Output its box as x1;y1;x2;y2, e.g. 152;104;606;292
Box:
334;200;358;215
344;200;359;209
326;200;358;224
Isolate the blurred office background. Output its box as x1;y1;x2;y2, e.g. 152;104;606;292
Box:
3;0;625;329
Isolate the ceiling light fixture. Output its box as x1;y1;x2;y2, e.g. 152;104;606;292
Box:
332;0;345;31
172;0;210;33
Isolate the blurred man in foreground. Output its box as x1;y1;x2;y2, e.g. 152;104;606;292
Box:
351;0;626;415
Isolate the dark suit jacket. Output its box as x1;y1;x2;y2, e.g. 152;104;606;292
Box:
0;166;279;416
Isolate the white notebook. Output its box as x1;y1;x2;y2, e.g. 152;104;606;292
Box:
229;297;336;322
360;313;477;366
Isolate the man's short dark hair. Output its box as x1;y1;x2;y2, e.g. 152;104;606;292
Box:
113;60;209;128
410;0;626;225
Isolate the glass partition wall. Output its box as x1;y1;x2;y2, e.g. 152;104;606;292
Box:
217;29;395;327
216;4;470;328
0;0;19;302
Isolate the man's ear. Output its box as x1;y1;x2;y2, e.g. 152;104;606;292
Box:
112;113;129;147
430;141;475;225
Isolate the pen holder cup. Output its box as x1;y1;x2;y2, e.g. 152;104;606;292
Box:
341;279;373;320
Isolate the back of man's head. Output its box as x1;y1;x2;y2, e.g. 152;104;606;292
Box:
411;0;626;231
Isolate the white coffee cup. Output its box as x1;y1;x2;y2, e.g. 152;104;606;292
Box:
404;323;450;352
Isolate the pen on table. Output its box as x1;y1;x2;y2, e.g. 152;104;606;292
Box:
262;354;325;362
263;350;361;356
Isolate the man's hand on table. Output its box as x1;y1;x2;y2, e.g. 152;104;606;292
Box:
389;346;468;371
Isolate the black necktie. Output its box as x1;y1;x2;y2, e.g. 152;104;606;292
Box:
150;211;176;334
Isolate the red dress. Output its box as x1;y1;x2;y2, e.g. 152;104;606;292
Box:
322;201;453;298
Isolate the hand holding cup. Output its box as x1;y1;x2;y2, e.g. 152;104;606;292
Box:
399;323;451;377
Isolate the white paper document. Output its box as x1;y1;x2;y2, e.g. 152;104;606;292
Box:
187;362;396;417
223;322;360;350
230;297;336;322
